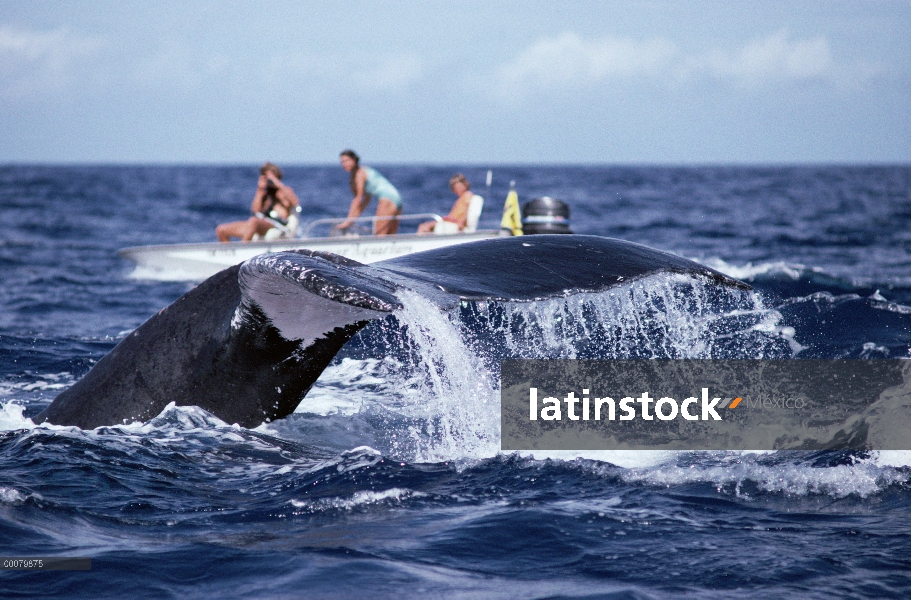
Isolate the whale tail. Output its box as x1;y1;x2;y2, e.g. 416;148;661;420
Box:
37;250;401;429
38;236;749;429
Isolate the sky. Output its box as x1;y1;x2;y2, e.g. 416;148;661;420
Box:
1;0;909;164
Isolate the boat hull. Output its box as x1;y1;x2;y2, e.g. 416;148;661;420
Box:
118;231;501;281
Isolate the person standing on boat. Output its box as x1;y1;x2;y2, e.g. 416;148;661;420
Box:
418;173;481;234
216;162;300;242
337;149;403;236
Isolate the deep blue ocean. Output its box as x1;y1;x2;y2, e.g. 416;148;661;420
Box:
1;164;911;598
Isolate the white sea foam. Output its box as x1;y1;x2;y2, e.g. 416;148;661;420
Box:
620;454;908;499
0;372;72;397
702;257;807;281
289;487;426;513
869;295;911;315
0;401;37;431
0;372;77;431
869;450;911;468
0;486;27;504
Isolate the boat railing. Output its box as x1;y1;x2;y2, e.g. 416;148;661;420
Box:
300;213;443;238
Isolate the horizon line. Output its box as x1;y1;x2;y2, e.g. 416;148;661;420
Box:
2;160;909;169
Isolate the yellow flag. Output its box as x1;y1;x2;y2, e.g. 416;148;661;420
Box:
500;189;523;236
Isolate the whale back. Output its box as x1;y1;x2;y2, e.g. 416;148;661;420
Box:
375;235;748;302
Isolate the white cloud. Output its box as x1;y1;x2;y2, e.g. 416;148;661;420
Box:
0;25;103;97
497;29;866;98
688;29;835;85
497;31;677;93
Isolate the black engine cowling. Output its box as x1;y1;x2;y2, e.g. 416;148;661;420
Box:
521;197;572;235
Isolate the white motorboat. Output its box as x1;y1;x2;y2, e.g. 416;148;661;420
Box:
119;212;500;282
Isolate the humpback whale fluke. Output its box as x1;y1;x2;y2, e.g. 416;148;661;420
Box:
37;236;748;429
38;250;400;429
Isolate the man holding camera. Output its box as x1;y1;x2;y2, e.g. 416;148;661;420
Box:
216;162;300;242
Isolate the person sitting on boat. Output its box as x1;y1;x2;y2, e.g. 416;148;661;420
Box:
216;162;300;243
418;173;484;234
336;149;403;236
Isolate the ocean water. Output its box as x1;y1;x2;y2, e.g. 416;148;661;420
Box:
1;164;911;598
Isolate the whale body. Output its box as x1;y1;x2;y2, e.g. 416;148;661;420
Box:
36;235;749;429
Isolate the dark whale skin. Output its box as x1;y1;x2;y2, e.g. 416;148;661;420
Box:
37;265;368;428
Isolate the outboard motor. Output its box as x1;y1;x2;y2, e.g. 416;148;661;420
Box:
521;197;572;234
